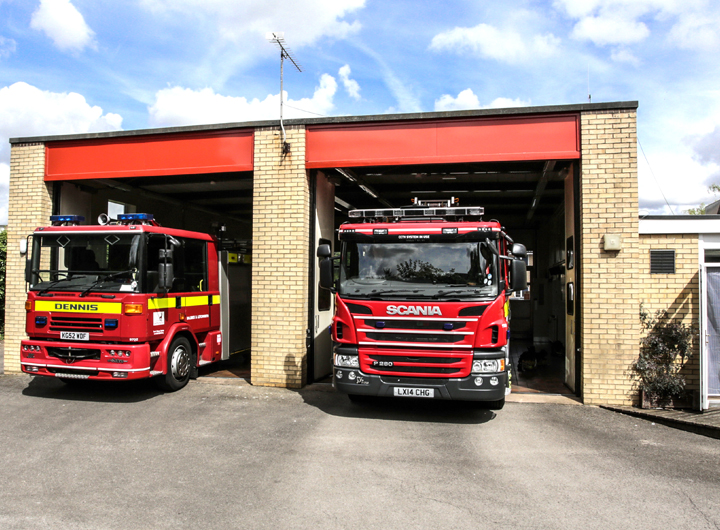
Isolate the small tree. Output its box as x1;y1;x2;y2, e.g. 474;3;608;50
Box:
631;307;694;401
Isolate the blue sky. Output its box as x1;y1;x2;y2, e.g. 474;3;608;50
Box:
1;0;720;223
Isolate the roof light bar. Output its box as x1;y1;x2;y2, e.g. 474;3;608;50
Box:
117;213;154;224
348;206;484;219
49;215;85;226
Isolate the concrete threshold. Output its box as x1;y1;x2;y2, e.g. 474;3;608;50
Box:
601;405;720;440
507;393;582;405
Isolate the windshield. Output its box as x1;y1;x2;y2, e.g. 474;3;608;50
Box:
30;232;142;294
340;241;498;299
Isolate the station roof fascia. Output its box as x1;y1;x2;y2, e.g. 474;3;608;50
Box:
10;101;639;145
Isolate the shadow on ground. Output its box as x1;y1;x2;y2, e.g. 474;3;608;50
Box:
21;375;164;403
297;385;499;425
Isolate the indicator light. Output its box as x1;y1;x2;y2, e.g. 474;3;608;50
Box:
104;318;119;330
35;316;47;327
118;213;153;222
123;303;143;315
49;215;85;224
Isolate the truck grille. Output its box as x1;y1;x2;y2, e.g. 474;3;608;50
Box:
47;347;101;362
361;319;468;330
361;352;470;377
365;332;464;343
50;316;103;333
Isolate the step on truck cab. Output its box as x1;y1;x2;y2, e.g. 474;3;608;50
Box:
20;213;250;391
318;199;527;409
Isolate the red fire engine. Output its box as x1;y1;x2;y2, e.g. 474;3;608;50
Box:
20;213;250;391
318;199;527;409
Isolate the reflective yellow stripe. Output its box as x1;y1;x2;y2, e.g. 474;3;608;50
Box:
35;300;122;314
148;298;175;310
148;294;220;310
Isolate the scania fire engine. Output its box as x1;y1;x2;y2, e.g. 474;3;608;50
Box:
20;213;250;391
318;199;527;409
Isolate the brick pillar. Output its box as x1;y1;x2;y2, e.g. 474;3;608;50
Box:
251;126;309;388
4;143;52;374
579;109;639;406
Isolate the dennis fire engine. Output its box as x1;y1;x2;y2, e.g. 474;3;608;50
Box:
318;199;527;409
20;213;250;391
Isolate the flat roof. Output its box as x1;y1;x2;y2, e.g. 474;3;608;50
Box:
10;100;639;145
639;215;720;234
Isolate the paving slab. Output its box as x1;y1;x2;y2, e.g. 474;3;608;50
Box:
602;405;720;440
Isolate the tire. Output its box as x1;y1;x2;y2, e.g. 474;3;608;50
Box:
154;336;192;392
481;398;505;410
347;393;369;404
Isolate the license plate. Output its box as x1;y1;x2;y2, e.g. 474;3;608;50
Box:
393;387;434;398
60;332;89;341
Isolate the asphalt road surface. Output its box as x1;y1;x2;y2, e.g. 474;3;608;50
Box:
0;375;719;530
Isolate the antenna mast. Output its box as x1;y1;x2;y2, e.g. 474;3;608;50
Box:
267;32;302;154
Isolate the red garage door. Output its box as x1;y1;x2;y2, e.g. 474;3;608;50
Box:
306;114;580;168
45;129;254;181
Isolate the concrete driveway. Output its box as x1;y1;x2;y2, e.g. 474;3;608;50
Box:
0;375;718;530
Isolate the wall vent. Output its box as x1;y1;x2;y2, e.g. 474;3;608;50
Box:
650;250;675;274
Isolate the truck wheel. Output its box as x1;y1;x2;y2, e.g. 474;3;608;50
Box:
482;398;505;410
347;393;369;404
154;336;192;392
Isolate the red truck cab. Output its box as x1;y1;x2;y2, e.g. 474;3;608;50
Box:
318;199;527;409
20;213;230;391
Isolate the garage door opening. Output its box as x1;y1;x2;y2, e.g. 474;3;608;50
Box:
54;171;254;382
314;159;579;396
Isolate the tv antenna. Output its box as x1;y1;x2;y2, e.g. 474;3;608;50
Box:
267;32;302;154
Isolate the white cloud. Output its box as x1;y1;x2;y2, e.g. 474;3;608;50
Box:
668;12;720;50
0;162;8;225
554;0;720;50
30;0;96;52
434;89;479;111
610;48;640;65
429;23;560;64
0;36;16;58
338;64;360;100
435;91;530;112
570;15;649;46
140;0;364;46
0;82;122;224
482;97;530;109
638;150;718;214
148;74;338;127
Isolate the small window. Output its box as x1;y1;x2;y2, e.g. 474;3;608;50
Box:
705;249;720;263
650;250;675;274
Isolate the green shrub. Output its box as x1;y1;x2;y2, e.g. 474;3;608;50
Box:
631;307;694;400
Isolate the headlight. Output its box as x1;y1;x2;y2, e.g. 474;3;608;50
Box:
472;359;505;374
334;354;359;368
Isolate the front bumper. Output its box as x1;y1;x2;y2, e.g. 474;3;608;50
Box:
20;339;154;381
333;367;508;401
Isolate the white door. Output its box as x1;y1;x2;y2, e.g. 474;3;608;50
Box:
313;171;335;380
700;264;720;410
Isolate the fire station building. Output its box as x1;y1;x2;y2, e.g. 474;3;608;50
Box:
6;101;715;408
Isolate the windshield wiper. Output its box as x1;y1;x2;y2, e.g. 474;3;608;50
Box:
432;289;483;299
38;274;85;295
80;269;136;297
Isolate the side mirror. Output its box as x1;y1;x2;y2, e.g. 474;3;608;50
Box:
158;247;174;290
510;259;527;292
25;259;32;284
512;243;527;259
317;244;331;259
19;239;28;255
319;258;334;290
158;263;174;290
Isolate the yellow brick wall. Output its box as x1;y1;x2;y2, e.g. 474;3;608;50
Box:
5;143;53;374
638;234;700;395
579;110;639;406
251;126;310;388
